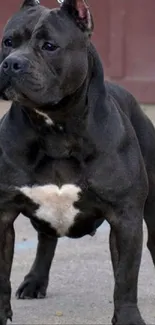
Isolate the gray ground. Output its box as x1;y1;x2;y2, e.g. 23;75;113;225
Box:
0;101;155;325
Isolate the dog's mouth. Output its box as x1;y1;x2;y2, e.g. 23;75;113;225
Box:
0;66;68;109
0;82;25;102
0;75;38;108
0;69;21;101
0;78;60;109
0;65;38;105
0;71;10;100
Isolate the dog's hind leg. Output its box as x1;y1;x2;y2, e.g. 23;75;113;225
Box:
16;231;58;299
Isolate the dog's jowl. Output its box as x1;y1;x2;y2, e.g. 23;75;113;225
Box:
0;0;155;324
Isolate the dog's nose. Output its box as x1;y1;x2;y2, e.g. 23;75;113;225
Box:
2;57;25;74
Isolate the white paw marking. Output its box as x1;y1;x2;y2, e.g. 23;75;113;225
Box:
19;184;81;236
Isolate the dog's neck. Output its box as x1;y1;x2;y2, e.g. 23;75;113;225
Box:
20;83;88;140
40;79;89;123
20;72;91;141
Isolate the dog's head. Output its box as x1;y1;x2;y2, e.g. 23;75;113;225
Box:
0;0;93;108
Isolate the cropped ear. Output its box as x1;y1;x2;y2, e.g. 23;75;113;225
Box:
21;0;40;8
60;0;93;35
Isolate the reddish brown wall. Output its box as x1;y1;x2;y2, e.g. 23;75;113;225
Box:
1;0;155;103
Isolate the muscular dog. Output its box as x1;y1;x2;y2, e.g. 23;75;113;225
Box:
0;0;154;324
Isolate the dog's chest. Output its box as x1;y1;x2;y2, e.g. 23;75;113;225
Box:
20;184;82;237
18;173;104;238
17;147;103;238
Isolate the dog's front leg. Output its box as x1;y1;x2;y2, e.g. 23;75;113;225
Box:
16;231;58;299
108;202;145;325
0;212;17;325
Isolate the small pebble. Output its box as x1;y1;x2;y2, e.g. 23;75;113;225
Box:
56;311;63;317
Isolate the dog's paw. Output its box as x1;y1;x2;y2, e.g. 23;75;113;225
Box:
0;305;12;325
15;274;48;299
0;280;13;324
112;305;146;325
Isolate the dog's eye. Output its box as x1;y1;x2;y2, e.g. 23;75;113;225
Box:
3;38;13;48
42;42;58;52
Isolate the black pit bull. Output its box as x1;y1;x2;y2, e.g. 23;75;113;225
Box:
0;0;154;324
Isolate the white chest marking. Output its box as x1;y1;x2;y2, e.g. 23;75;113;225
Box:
20;184;81;236
34;109;54;126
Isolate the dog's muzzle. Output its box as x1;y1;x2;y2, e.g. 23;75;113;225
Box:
1;55;28;77
0;55;29;99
